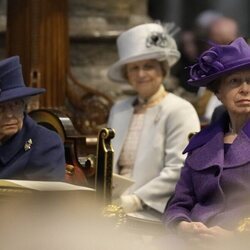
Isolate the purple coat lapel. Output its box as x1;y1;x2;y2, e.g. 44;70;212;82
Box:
184;114;250;170
225;122;250;167
185;132;224;170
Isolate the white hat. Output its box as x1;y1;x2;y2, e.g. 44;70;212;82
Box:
108;23;180;82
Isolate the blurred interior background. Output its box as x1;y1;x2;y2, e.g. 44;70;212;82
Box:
0;0;249;132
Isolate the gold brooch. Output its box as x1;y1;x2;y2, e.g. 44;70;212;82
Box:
103;204;127;228
237;217;250;233
24;139;32;151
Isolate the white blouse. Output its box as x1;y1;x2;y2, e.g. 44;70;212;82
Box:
118;113;145;177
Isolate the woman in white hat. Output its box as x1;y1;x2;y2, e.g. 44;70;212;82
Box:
107;23;200;216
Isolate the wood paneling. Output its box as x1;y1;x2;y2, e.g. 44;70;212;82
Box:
7;0;68;108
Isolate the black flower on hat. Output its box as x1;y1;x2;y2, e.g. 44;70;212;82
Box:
146;32;169;48
189;48;225;81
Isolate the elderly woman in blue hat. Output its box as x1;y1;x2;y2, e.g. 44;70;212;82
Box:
0;56;65;180
107;23;200;217
164;37;250;240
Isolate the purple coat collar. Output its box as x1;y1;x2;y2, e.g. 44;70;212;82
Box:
183;113;250;170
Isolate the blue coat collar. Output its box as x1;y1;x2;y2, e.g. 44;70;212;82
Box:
0;114;36;165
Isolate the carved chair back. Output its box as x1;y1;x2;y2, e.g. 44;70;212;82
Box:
29;108;114;205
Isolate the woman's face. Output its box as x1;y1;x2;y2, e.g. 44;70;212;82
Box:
126;59;165;99
216;69;250;115
0;99;25;142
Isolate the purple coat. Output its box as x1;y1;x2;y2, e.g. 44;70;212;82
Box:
164;113;250;230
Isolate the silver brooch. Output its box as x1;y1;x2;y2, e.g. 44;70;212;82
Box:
24;139;32;151
146;32;169;48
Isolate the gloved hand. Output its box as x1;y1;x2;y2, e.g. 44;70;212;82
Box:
120;194;143;213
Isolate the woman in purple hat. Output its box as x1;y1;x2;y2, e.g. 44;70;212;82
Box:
164;37;250;240
107;23;200;217
0;56;65;180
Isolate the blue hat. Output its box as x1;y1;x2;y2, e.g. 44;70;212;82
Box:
0;56;45;103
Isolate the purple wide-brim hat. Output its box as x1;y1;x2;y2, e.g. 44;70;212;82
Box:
0;56;45;103
187;37;250;87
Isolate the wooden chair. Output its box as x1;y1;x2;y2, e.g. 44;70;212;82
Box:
29;109;114;205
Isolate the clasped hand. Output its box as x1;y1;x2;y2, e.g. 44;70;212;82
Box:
113;194;143;213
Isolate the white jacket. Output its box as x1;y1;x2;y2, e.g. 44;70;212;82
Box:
108;93;200;213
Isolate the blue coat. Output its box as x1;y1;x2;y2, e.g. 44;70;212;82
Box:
0;114;65;181
164;113;250;230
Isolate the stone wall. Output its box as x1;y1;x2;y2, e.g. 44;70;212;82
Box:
0;0;150;100
68;0;150;99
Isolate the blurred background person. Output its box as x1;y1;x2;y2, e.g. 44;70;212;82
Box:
194;10;223;54
107;23;200;217
171;30;200;98
195;16;240;124
171;11;223;108
208;16;239;45
0;56;65;180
